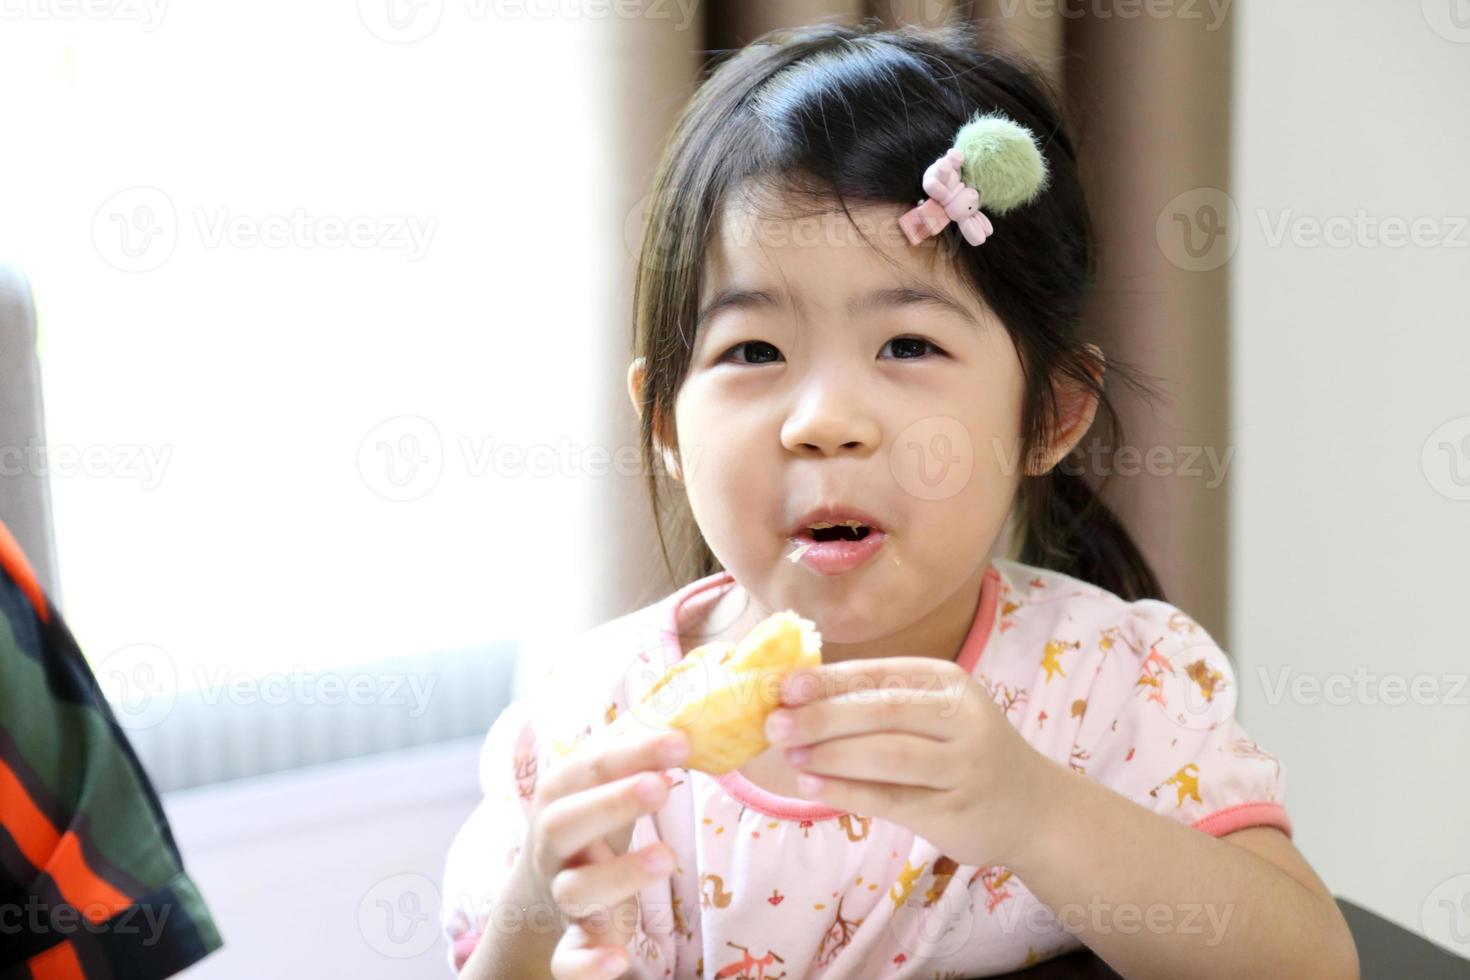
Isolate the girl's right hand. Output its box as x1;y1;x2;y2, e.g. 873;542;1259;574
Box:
523;724;690;980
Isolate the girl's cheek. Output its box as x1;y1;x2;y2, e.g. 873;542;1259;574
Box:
889;415;986;503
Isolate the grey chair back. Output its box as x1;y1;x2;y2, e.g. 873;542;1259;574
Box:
0;263;60;600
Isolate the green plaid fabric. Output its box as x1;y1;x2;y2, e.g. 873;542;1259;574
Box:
0;521;223;978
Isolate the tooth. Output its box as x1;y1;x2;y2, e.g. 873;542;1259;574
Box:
841;519;865;528
808;521;835;530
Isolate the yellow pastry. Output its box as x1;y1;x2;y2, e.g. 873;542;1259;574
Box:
631;610;822;775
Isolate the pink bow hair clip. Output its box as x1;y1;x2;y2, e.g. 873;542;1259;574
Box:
897;147;995;247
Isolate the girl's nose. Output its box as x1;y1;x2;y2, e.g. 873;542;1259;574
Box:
779;380;881;457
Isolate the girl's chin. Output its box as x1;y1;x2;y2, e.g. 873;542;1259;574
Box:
772;586;890;643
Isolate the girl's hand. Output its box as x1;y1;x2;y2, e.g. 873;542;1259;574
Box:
522;725;690;979
765;657;1054;870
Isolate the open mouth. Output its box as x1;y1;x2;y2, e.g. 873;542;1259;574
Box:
803;520;873;542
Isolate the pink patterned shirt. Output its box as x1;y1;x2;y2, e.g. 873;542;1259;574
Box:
441;557;1291;978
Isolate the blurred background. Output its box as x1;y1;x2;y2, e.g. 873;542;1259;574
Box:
0;0;1466;975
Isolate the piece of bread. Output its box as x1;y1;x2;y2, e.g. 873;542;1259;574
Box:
630;610;822;775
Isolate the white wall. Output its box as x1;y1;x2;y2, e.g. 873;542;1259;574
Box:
1231;0;1470;953
166;738;483;978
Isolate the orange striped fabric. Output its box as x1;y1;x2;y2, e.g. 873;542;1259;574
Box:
0;518;223;976
26;939;84;980
0;519;47;623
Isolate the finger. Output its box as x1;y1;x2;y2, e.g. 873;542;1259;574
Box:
781;657;969;705
793;769;949;821
550;921;631;980
538;726;691;804
535;770;672;875
559;835;614;876
783;732;952;789
550;843;677;918
765;687;964;747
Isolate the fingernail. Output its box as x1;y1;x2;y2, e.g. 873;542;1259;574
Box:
798;773;824;796
785;745;810;766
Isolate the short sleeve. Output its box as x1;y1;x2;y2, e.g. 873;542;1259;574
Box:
0;523;224;975
440;697;541;973
1080;598;1293;840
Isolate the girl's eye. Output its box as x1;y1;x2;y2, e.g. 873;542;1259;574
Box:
718;341;783;365
719;336;944;365
882;336;944;360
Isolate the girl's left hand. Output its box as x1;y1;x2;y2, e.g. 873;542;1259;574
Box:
764;657;1057;870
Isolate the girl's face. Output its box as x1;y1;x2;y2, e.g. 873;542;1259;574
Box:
632;188;1094;658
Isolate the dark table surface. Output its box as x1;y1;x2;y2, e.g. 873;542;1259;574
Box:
994;897;1470;979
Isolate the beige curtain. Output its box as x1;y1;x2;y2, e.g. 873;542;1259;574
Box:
599;0;1235;644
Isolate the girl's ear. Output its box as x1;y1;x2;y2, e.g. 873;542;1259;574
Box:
626;356;683;483
625;356;646;417
1025;343;1104;477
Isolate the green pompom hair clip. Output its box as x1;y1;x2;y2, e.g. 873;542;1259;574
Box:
897;111;1051;247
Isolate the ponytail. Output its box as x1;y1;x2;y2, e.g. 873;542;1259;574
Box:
1017;466;1165;604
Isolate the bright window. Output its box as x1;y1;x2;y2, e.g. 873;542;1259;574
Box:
0;3;612;715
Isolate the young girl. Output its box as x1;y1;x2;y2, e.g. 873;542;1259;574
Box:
442;20;1357;980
